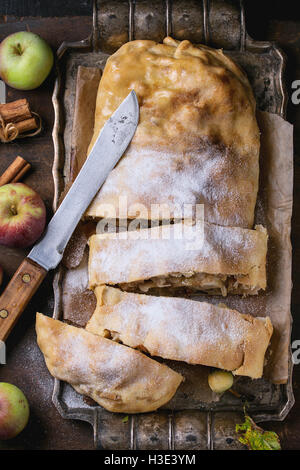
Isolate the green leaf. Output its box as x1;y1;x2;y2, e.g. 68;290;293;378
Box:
236;415;281;450
122;415;129;423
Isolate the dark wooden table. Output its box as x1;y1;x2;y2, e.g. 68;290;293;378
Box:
0;0;299;450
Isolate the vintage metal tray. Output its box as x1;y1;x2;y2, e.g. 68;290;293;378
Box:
50;0;294;449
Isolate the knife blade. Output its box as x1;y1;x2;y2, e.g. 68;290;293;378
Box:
0;90;139;341
0;80;6;103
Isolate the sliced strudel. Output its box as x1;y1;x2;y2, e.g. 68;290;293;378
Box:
36;313;183;413
86;286;273;379
88;222;267;296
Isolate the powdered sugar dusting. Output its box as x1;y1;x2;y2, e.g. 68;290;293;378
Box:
86;38;259;228
91;290;263;371
37;314;182;412
64;249;89;292
89;221;266;285
87;143;257;228
62;249;96;326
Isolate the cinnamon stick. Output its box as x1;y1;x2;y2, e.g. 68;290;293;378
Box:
0;156;31;186
0;99;31;124
14;117;38;134
0;99;41;143
11;163;31;183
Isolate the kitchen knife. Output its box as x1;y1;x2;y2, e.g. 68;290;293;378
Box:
0;90;139;342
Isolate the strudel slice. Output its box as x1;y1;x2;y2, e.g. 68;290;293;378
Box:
88;222;267;296
36;313;183;413
86;287;273;379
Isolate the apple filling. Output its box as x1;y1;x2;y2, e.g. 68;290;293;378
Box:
102;328;150;354
116;272;260;297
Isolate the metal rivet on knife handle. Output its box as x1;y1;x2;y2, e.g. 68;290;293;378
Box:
22;273;31;283
0;309;8;319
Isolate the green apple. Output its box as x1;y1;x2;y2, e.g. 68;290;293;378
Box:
0;31;53;90
0;383;30;440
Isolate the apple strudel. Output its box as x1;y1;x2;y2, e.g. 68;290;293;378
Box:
85;37;260;228
88;222;267;296
36;313;183;413
86;286;273;379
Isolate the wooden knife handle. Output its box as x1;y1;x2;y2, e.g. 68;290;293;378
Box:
0;258;47;342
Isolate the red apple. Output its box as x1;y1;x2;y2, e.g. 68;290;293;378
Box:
0;183;46;248
0;383;30;440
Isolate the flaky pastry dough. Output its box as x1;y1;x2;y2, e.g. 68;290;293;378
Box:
36;313;183;413
88;222;267;296
86;37;259;228
86;286;273;379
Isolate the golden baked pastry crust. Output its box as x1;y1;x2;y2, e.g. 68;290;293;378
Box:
86;286;273;379
86;37;260;228
36;313;183;413
88;222;267;296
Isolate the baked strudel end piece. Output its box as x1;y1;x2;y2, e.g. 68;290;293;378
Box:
85;37;260;228
88;222;267;296
36;313;183;413
86;286;273;379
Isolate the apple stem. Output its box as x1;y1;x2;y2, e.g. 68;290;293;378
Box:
14;43;23;55
10;205;17;216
